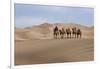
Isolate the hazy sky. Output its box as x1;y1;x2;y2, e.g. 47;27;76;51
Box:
15;4;94;28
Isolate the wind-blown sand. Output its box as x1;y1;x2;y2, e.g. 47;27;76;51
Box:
15;23;94;65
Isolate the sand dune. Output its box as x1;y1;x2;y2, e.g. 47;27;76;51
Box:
15;23;94;40
15;23;94;65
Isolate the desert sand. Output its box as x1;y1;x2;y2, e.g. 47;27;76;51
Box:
15;23;94;65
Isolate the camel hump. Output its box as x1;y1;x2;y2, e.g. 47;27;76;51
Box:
77;28;82;34
77;28;81;32
54;26;58;31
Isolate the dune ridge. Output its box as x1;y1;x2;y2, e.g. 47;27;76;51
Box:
15;23;94;40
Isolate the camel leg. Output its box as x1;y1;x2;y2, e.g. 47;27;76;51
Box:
61;34;63;39
56;34;58;39
62;34;64;39
67;34;68;38
65;34;67;39
67;34;68;39
68;34;69;39
75;34;76;38
73;34;74;38
80;34;82;38
70;34;71;39
67;34;69;39
57;33;59;39
62;34;63;39
77;34;78;38
55;34;57;39
72;34;74;38
54;33;57;39
53;33;55;39
64;33;65;38
54;35;56;39
59;34;61;39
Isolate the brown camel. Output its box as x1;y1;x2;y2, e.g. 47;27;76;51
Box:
66;28;71;39
59;28;66;39
72;27;77;38
53;26;82;39
53;26;59;39
76;28;82;38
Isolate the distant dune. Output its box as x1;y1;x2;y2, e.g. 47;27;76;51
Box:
15;23;94;40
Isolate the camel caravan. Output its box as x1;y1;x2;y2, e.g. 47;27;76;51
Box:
53;26;82;39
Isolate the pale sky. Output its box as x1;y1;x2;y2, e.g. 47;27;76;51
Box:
15;4;94;28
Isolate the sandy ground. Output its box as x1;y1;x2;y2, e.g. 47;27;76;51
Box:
15;38;94;65
15;23;94;65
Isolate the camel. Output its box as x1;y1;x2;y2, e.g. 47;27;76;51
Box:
72;27;82;38
53;26;59;39
66;28;71;39
72;27;77;38
53;26;82;39
59;28;66;39
76;28;82;38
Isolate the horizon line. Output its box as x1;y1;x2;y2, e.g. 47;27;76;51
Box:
15;22;94;29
